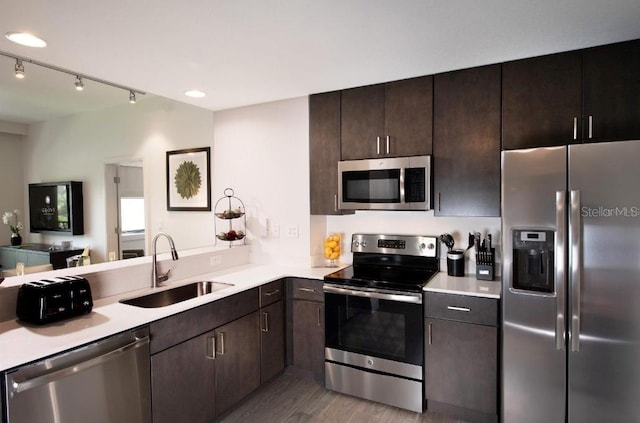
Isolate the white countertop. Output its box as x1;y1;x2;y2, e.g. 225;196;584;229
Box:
0;264;333;372
424;273;502;299
0;264;501;372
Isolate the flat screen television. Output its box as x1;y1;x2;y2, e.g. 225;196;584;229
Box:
28;181;84;235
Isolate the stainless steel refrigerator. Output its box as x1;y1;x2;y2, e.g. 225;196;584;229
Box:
502;140;640;423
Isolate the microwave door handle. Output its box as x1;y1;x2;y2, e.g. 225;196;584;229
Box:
400;167;405;204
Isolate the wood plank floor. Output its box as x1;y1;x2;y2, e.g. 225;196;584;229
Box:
220;368;470;423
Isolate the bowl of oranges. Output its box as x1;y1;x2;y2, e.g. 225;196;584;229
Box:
323;234;341;267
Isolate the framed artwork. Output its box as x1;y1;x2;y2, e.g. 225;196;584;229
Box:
166;147;211;211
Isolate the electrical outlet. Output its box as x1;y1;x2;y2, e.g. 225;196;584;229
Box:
210;255;222;266
286;225;299;238
270;223;280;238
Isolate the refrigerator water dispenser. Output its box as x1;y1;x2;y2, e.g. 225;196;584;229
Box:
512;229;554;293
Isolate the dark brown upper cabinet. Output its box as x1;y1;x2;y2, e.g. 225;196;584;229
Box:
583;39;640;143
502;51;582;150
309;91;345;215
503;39;640;149
341;76;433;160
433;65;501;217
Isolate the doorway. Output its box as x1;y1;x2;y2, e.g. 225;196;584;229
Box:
105;161;145;260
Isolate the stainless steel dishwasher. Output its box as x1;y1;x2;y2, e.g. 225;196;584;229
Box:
3;327;151;423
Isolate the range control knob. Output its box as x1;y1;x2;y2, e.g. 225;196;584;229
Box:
427;243;435;250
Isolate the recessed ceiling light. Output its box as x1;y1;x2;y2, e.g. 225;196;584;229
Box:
5;32;47;48
185;90;206;98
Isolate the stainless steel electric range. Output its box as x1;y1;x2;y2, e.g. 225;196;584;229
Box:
323;233;439;413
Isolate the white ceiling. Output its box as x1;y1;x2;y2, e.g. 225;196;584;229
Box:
1;0;640;124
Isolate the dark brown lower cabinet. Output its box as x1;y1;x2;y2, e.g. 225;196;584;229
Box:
292;299;325;378
215;311;261;416
151;330;216;423
150;289;261;422
424;292;499;423
425;319;497;415
260;300;285;383
151;312;261;422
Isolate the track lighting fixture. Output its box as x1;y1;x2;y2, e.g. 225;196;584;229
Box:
14;58;24;79
1;50;145;103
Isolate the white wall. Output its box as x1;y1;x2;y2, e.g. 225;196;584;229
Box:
212;97;311;265
23;96;217;262
0;132;25;240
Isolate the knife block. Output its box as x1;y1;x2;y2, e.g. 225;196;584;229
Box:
476;247;495;281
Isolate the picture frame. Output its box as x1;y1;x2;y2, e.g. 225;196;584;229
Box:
166;147;211;211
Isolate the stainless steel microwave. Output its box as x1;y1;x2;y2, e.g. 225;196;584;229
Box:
338;156;431;211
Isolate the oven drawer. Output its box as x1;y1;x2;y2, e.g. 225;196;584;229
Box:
424;292;498;326
260;279;284;307
290;278;324;302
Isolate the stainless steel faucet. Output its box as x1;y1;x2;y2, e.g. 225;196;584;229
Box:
151;232;179;288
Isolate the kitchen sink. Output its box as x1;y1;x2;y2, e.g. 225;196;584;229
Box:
120;281;233;308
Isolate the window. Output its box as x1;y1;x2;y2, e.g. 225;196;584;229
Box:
120;198;145;232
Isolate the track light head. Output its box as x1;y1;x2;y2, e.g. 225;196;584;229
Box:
14;59;24;79
129;90;136;104
75;76;84;91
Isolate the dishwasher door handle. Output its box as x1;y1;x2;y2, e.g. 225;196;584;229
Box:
10;336;150;395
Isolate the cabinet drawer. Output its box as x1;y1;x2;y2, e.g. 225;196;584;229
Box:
289;278;324;302
425;292;498;326
260;279;284;307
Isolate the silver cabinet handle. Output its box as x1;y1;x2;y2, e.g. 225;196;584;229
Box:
376;136;381;155
11;336;149;394
298;287;316;293
386;135;390;154
334;194;338;212
217;332;226;355
573;117;578;140
447;306;470;312
317;306;322;327
265;289;280;297
588;115;593;139
428;322;432;345
262;312;270;332
569;190;582;352
206;335;216;360
438;192;441;212
555;190;567;351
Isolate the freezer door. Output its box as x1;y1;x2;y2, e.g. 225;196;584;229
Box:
568;140;640;422
501;147;567;423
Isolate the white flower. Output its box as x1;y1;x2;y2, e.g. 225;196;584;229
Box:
2;210;22;234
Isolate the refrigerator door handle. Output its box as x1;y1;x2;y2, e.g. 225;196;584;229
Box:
570;189;582;352
555;191;567;351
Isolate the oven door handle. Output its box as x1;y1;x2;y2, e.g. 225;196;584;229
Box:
323;284;422;304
